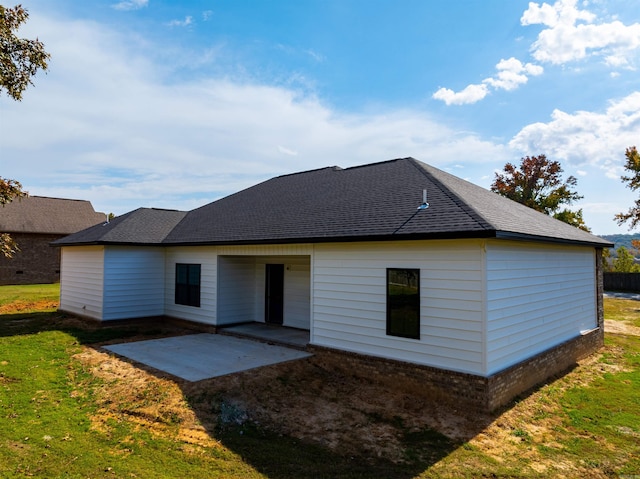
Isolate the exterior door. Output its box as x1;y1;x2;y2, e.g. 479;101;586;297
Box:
265;264;284;324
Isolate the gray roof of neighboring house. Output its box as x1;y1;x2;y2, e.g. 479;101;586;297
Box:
0;196;107;235
53;158;613;248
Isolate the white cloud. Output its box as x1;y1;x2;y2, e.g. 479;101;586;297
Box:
483;57;543;91
432;83;489;106
434;0;640;106
166;16;193;28
521;0;595;28
278;145;298;156
0;12;508;216
522;0;640;65
112;0;148;11
509;91;640;167
433;57;542;105
202;10;213;21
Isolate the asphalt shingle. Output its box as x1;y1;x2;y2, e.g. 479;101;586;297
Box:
0;196;106;234
54;158;612;247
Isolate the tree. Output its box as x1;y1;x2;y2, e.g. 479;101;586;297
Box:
0;177;26;257
1;5;49;256
0;4;50;101
612;246;640;273
491;154;590;231
615;146;640;229
602;247;613;272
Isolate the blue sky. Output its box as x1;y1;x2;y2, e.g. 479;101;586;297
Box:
1;0;639;234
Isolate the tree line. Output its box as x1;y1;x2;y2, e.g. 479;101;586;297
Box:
0;4;638;259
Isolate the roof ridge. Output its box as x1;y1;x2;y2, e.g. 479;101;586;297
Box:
276;165;342;179
343;157;412;172
27;195;86;201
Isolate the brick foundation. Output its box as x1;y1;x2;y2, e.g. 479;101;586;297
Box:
309;327;603;412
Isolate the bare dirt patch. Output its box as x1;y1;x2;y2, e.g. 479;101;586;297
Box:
605;319;640;336
0;300;58;315
72;335;629;474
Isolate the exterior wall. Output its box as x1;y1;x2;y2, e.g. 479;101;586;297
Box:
253;256;311;329
164;247;218;325
485;241;597;375
218;256;257;325
59;246;105;320
0;233;63;285
312;240;485;375
163;244;312;326
102;247;166;320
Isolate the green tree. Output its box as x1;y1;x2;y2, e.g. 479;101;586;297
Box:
0;4;50;100
0;177;27;257
491;155;589;231
612;246;640;273
615;146;640;229
602;247;613;272
1;4;48;256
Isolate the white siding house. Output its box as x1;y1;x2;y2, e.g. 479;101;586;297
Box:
485;241;597;374
103;247;166;320
59;246;105;320
313;240;485;374
54;158;611;408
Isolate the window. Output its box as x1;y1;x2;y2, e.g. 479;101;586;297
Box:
386;268;420;339
175;264;201;307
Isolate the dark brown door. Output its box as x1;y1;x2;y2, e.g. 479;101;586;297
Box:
265;264;284;324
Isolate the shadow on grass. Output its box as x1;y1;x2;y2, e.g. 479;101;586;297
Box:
0;311;496;478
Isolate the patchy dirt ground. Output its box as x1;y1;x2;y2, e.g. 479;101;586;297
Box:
6;300;627;473
605;319;640;336
68;320;638;473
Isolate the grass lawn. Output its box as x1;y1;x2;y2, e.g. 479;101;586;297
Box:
0;283;60;314
604;295;640;328
0;284;639;478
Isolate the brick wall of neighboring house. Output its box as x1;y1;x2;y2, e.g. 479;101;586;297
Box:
0;233;63;285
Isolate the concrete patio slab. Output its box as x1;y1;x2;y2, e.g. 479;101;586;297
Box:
103;333;312;382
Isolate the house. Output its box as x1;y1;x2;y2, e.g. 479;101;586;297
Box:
0;196;106;285
53;158;612;410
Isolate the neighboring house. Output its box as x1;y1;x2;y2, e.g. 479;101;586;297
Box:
54;158;612;410
0;196;106;285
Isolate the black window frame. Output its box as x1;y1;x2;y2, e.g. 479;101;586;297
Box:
175;263;201;307
386;268;420;339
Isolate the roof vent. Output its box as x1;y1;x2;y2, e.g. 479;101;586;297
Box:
417;189;429;210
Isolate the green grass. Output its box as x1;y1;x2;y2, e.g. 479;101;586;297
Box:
0;328;259;478
0;282;59;304
559;334;640;475
604;296;640;328
1;284;640;478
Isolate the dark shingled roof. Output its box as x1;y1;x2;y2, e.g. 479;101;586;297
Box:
54;158;612;248
52;208;187;246
0;196;106;235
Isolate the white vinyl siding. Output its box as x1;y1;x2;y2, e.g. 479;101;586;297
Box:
164;247;218;325
218;256;256;325
485;241;597;375
164;245;312;327
59;246;105;320
102;247;166;320
312;240;485;375
253;256;311;329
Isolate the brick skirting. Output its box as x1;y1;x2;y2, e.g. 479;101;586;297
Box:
309;327;603;412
